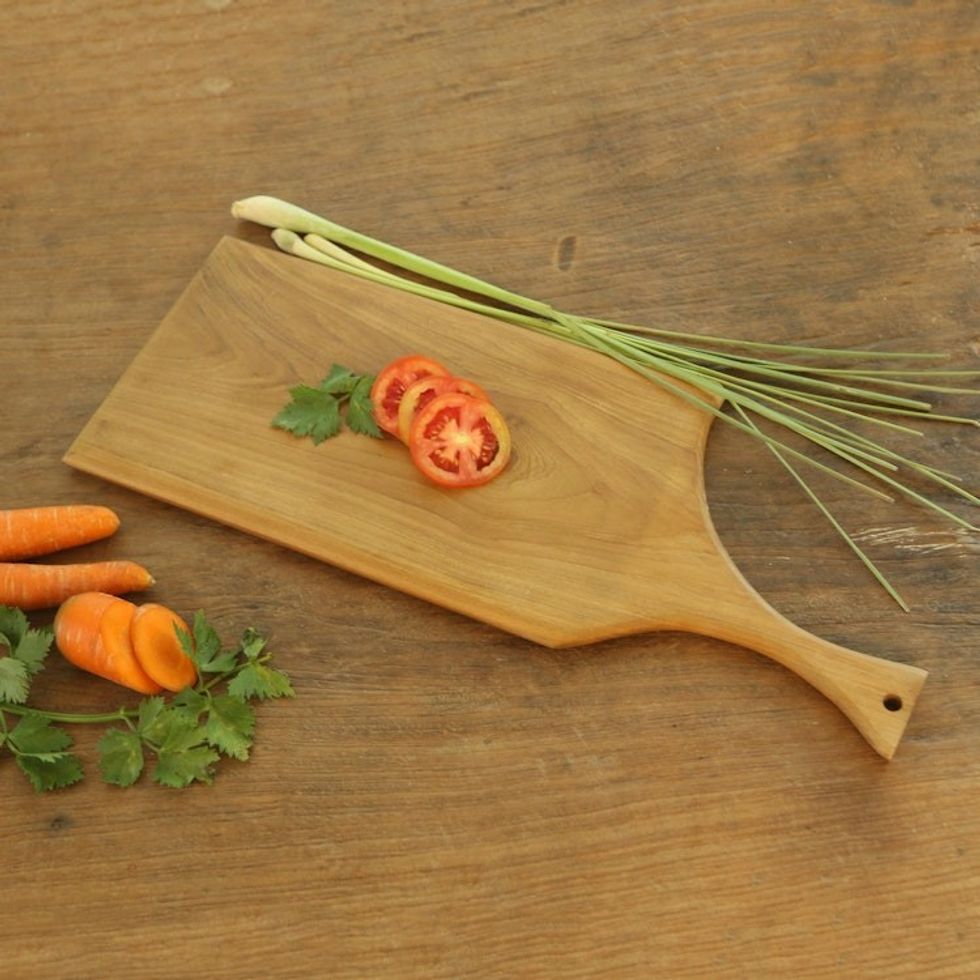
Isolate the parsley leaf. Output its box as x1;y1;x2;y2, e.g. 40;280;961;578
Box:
9;712;72;754
98;729;145;787
154;746;220;788
347;375;383;437
272;385;341;444
228;662;295;701
204;695;255;760
6;712;83;792
272;363;380;443
0;608;52;703
0;658;29;704
17;753;84;792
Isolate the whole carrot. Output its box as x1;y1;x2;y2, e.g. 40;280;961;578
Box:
0;560;154;610
0;505;120;560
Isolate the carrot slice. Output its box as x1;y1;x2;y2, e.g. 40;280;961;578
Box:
0;560;154;610
130;603;198;692
0;505;120;560
54;592;162;695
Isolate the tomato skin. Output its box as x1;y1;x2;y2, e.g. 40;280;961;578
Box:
370;355;450;436
396;375;489;443
408;392;511;488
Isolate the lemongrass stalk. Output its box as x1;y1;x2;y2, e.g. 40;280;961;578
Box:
587;317;950;361
609;330;934;436
590;320;913;476
707;373;974;492
271;229;558;335
568;318;897;502
731;404;910;612
236;195;556;320
616;331;934;410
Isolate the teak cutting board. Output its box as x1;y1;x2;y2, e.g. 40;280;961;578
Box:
66;237;927;759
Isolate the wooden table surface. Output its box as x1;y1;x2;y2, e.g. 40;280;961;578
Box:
3;2;978;977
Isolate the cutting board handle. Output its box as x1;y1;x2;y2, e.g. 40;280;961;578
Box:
678;554;927;760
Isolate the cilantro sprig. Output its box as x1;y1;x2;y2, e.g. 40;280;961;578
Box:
272;363;381;443
0;606;293;792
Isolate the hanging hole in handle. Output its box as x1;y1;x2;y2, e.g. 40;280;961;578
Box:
883;694;904;712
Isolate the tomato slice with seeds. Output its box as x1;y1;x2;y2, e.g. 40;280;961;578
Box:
370;355;450;436
408;392;511;488
396;375;489;443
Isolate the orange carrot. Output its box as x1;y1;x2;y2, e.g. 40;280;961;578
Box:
130;603;198;692
0;560;154;610
54;592;162;695
0;505;120;560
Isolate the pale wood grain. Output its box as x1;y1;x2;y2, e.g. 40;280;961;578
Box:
1;0;978;977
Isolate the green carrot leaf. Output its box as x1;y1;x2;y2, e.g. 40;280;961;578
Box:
98;729;145;787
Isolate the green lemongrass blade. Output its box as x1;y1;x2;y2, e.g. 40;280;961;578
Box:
236;195;554;319
822;448;979;531
731;404;910;612
586;317;948;360
572;320;896;502
615;332;934;410
715;373;977;499
613;332;930;438
763;372;979;396
596;325;906;475
271;229;555;335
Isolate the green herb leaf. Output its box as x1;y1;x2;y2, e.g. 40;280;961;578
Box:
137;695;167;738
153;746;220;788
17;752;84;792
228;663;295;701
182;611;238;673
272;384;342;444
172;687;209;716
98;729;145;787
0;606;52;702
0;607;29;648
9;712;72;754
273;365;378;443
13;628;53;677
0;657;30;704
240;628;267;662
347;374;383;438
318;363;360;395
204;694;255;760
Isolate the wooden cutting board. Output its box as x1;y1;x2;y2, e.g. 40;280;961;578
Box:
65;236;927;758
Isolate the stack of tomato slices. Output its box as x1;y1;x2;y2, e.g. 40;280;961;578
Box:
370;355;511;488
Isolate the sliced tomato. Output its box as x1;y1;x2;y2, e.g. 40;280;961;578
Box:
408;392;511;488
370;355;450;436
396;375;489;443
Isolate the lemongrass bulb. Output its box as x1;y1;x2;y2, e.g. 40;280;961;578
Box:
233;196;334;236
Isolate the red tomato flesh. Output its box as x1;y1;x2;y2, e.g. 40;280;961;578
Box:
408;392;511;488
396;375;489;443
370;355;450;436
